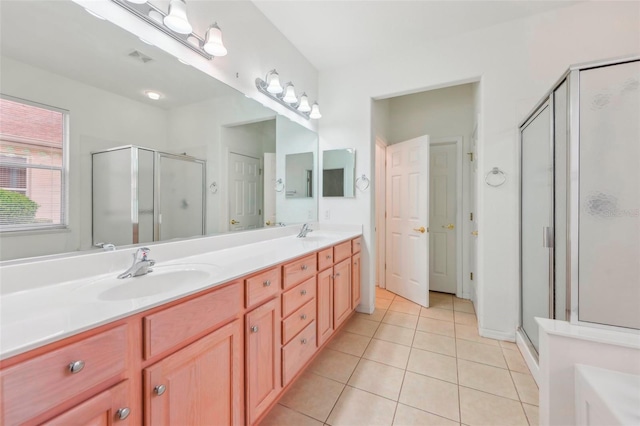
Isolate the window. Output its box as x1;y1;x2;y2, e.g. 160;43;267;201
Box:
0;95;67;230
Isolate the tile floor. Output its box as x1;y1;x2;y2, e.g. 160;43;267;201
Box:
259;288;539;426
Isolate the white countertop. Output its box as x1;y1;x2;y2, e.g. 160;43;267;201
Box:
0;226;361;360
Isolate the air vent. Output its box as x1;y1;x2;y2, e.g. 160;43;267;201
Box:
128;50;153;63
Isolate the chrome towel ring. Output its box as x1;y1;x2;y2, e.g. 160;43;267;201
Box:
485;167;506;187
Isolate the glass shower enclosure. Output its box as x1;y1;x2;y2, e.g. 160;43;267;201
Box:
519;57;640;355
92;145;206;247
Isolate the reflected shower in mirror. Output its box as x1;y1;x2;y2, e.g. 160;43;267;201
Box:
285;153;314;198
0;0;318;261
323;149;356;198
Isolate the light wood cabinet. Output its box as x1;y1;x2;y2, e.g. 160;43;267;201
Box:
352;252;361;309
245;298;281;425
316;267;334;347
333;258;352;329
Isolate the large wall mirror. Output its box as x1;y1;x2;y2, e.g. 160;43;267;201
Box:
322;149;355;198
0;1;318;261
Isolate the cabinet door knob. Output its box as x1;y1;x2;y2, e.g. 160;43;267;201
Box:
250;325;259;333
301;314;307;320
68;360;85;374
354;262;358;266
301;338;308;345
116;407;131;421
301;264;308;271
326;255;332;259
335;272;341;278
263;279;271;287
154;384;166;396
300;289;307;296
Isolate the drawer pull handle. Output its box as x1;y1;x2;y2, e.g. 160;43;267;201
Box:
354;262;358;266
301;264;308;271
251;325;259;333
300;289;307;296
326;255;332;259
334;272;341;278
154;384;166;396
263;280;271;287
116;407;131;421
68;360;85;374
301;314;307;320
301;338;308;345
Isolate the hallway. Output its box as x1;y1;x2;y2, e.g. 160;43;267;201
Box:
260;289;539;425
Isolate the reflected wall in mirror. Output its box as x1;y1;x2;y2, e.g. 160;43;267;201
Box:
323;149;356;198
0;0;318;261
285;153;314;199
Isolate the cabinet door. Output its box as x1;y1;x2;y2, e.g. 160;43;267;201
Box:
317;268;334;347
43;381;131;426
333;258;352;329
246;298;281;425
144;320;243;426
351;253;361;310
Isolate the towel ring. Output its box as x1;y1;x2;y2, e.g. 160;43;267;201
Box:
209;182;218;194
355;174;370;191
274;178;284;192
485;167;506;187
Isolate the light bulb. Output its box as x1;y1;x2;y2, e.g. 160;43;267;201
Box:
204;23;228;56
309;103;321;119
297;93;311;112
145;91;162;100
282;83;297;103
266;70;283;94
164;0;192;34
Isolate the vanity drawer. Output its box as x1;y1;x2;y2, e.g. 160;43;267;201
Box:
317;247;334;271
282;276;316;318
282;299;316;345
246;267;280;309
282;321;317;386
352;237;362;254
282;254;316;289
1;325;128;425
334;241;352;262
143;282;241;360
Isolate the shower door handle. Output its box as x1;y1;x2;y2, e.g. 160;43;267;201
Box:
542;227;554;248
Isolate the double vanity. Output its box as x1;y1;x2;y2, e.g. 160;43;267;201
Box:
0;226;362;425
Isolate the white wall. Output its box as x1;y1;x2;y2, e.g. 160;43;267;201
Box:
318;1;640;337
0;57;169;260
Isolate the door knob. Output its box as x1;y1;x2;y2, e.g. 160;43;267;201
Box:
442;223;455;230
230;219;240;225
413;226;426;234
265;220;272;226
471;231;478;236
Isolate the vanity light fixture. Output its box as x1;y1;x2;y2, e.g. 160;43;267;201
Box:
255;70;321;120
145;91;162;100
110;0;227;60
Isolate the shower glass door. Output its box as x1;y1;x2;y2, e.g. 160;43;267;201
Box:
521;102;553;352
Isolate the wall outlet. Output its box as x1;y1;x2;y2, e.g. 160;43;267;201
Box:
324;210;330;220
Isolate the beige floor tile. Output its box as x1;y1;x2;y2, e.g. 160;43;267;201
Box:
399;372;460;422
355;308;387;323
377;298;393;310
327;331;372;357
511;371;539;406
344;316;380;337
430;297;454;310
327;386;397;426
430;291;453;300
522;403;539;426
502;348;531;374
279;371;345;422
455;324;500;346
363;338;411;369
308;348;360;383
420;307;455;322
382;311;419;329
347;359;405;400
376;287;397;300
388;299;422;315
499;340;518;350
454;311;477;326
412;331;456;357
456;339;507;369
375;324;416;346
407;348;457;383
459;387;528;426
417;317;456;337
259;404;324;426
393;403;460;426
458;360;519;400
453;298;475;313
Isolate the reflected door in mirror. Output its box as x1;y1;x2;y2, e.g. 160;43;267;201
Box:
228;153;262;231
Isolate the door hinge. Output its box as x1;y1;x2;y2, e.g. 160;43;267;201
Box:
258;209;262;215
385;211;387;219
467;152;474;162
470;212;474;221
470;272;474;281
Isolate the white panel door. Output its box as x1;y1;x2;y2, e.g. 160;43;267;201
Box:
429;143;458;294
228;152;261;231
385;136;430;307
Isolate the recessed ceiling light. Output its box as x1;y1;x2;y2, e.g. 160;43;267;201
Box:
145;91;162;100
85;8;106;20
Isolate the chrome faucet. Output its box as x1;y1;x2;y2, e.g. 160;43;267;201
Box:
297;223;313;238
118;247;155;279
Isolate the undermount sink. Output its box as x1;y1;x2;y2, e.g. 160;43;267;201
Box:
95;264;220;301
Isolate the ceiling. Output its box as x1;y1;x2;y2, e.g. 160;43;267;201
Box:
252;0;581;71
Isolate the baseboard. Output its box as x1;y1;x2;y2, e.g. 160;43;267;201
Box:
516;330;540;385
478;327;516;342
